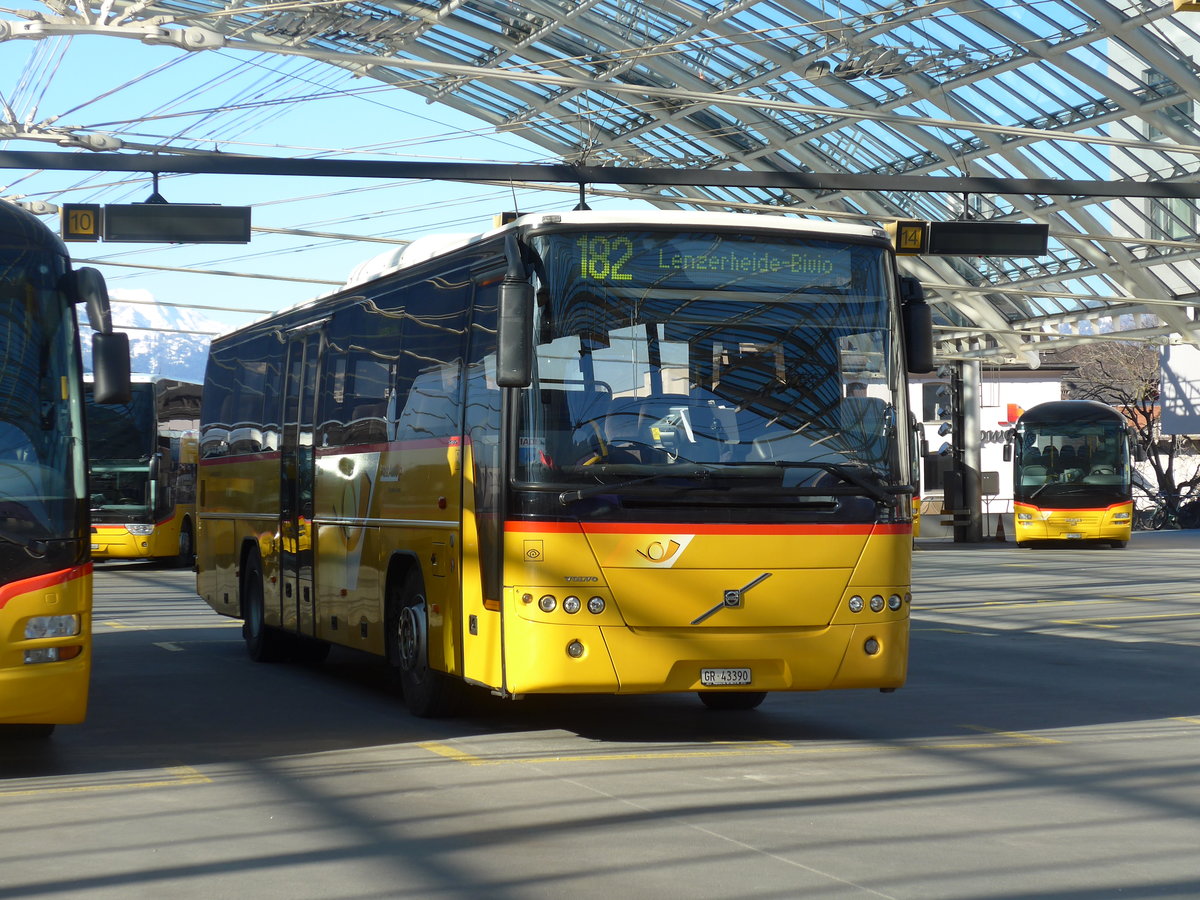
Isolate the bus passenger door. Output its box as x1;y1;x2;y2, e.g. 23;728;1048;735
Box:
281;328;321;638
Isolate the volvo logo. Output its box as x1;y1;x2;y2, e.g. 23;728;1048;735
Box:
691;573;772;625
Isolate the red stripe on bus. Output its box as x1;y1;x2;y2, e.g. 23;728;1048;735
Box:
0;563;91;611
504;521;909;536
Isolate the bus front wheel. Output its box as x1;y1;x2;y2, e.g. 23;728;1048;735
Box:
387;569;457;718
697;691;767;711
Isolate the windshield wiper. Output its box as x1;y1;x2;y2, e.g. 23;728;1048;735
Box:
771;461;901;506
558;465;717;505
0;528;48;558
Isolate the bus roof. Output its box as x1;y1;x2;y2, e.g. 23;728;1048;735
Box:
0;199;69;256
1018;400;1127;426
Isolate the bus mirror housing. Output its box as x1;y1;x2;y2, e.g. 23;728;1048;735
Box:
496;235;534;388
1003;444;1012;462
1130;426;1146;461
92;331;132;404
899;276;934;374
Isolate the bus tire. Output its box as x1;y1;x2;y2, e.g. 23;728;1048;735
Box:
386;567;456;718
242;555;289;663
697;691;767;711
174;519;195;568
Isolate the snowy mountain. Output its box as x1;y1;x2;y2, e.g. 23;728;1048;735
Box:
81;289;235;384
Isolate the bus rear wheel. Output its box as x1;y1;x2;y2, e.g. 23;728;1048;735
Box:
387;568;457;718
242;557;289;663
697;691;767;711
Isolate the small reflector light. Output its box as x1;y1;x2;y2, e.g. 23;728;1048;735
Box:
567;640;584;658
887;594;903;611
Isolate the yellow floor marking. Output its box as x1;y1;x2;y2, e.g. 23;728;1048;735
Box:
1170;717;1200;726
0;764;210;798
959;724;1062;745
930;596;1161;613
1052;611;1200;626
419;736;1045;766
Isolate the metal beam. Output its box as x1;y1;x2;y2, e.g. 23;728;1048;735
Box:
4;150;1200;198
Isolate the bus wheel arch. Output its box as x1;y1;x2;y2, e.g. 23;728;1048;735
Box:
384;555;457;718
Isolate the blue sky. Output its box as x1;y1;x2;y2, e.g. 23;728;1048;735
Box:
0;33;646;334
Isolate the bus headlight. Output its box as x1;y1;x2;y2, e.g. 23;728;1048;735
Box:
126;524;155;535
25;614;80;639
848;595;864;613
869;595;885;612
587;596;605;615
887;594;903;611
562;596;581;615
538;595;557;613
1112;511;1131;521
1017;513;1033;521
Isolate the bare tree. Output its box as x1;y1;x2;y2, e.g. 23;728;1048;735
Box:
1059;343;1200;510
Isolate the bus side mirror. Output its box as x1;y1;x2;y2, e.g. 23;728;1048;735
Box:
1003;444;1012;462
496;234;534;388
899;276;934;374
92;332;132;404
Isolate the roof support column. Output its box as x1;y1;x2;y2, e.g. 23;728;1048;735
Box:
957;360;984;544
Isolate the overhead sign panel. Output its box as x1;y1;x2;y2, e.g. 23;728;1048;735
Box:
926;221;1049;257
61;204;102;242
102;204;251;243
885;219;929;255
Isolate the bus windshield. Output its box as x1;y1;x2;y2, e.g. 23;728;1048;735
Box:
518;229;906;512
0;247;85;546
1014;419;1130;505
85;383;157;518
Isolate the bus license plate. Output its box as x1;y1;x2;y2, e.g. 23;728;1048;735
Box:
1065;533;1082;539
701;667;752;687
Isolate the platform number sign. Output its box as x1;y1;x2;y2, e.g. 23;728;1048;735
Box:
61;204;102;242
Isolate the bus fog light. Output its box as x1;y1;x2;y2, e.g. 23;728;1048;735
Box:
126;524;155;535
887;594;903;611
562;595;581;614
25;615;80;639
566;640;585;658
869;595;885;612
864;638;881;655
587;596;605;614
538;595;557;612
848;595;864;613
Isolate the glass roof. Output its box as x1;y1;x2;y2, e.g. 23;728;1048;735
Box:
3;0;1200;365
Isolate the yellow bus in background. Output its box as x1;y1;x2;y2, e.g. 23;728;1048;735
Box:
85;375;201;566
1007;399;1138;548
0;200;129;737
196;211;933;715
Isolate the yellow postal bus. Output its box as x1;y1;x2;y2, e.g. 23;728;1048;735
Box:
1007;399;1138;548
196;211;933;715
0;200;129;736
85;375;201;566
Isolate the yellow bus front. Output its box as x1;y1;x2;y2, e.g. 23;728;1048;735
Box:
491;523;910;696
0;565;92;726
1013;500;1134;545
91;513;185;560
